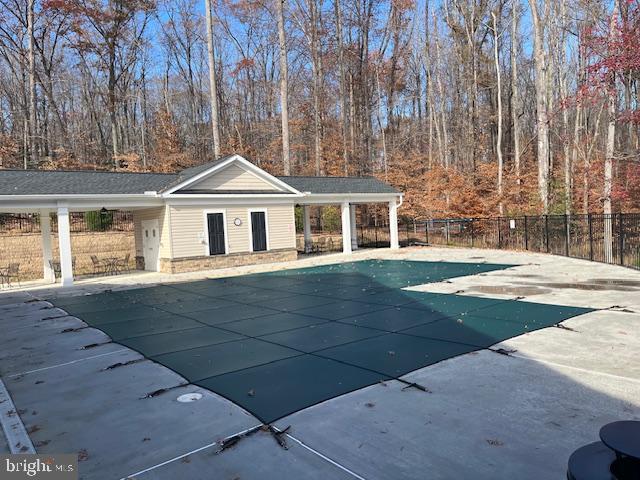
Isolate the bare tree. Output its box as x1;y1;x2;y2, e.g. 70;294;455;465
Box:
492;10;503;215
204;0;221;158
528;0;550;212
603;1;620;263
510;0;521;187
276;0;291;174
27;0;37;166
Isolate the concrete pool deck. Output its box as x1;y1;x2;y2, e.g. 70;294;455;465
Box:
1;247;639;479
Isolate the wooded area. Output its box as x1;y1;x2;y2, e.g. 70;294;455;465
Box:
0;0;638;219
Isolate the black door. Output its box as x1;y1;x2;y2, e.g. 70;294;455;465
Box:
207;213;226;255
251;211;267;252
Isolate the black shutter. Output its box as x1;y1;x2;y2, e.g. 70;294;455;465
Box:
207;213;226;255
251;212;267;252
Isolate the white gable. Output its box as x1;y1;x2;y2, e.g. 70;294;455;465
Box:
179;163;283;192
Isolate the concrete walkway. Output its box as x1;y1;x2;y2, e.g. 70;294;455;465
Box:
1;247;639;479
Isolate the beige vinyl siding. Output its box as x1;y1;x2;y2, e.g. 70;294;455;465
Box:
266;204;296;250
168;206;206;258
132;207;171;258
225;207;249;254
184;164;282;191
169;204;295;258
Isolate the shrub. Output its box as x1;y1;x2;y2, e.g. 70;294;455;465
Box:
84;210;113;231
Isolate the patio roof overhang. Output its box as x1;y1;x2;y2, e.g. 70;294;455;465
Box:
295;192;402;205
0;194;164;213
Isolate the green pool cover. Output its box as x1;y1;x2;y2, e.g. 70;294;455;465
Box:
51;260;593;424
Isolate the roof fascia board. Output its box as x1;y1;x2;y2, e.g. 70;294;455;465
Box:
167;193;302;199
297;193;402;204
0;195;163;212
0;194;159;199
165;197;299;206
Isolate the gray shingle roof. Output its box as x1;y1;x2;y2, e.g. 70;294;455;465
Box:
0;169;178;195
277;176;399;194
0;158;399;197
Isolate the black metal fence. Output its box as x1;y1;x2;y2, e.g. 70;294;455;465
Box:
396;213;640;271
0;211;134;234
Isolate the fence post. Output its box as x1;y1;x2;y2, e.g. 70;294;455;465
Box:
545;215;550;253
497;218;502;249
406;222;410;246
524;216;529;250
564;214;569;256
619;213;624;265
425;221;429;245
588;213;593;261
470;219;475;247
375;224;379;247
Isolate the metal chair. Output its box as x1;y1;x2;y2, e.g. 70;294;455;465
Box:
90;255;106;275
315;237;327;253
114;253;131;274
49;258;76;282
3;263;21;288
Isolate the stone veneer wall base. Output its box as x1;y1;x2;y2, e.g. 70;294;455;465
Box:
159;248;298;274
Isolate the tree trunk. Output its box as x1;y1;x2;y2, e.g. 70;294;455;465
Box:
528;0;550;213
276;0;291;175
510;0;521;187
334;0;349;174
27;0;38;166
559;0;571;216
205;0;221;158
108;54;119;167
603;2;619;263
492;11;503;216
309;0;323;175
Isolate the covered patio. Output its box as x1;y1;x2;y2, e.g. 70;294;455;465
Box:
287;177;401;256
0;196;163;287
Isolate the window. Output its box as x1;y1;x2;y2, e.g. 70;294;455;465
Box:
207;213;226;255
250;211;267;252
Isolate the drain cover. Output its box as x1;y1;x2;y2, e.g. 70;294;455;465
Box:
177;393;203;403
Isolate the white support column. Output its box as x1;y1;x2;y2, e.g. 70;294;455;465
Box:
389;200;399;249
40;211;55;283
302;205;312;253
341;202;352;254
349;204;358;250
57;206;74;287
